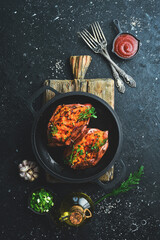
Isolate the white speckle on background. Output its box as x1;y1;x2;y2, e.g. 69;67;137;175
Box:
130;17;142;32
50;59;65;77
53;16;59;21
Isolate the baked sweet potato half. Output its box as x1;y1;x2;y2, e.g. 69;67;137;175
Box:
47;104;97;147
64;128;109;169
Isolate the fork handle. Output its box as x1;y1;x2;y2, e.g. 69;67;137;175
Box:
101;51;136;88
104;50;125;93
110;64;125;93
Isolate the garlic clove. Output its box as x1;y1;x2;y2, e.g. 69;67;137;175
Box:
28;161;33;166
33;173;38;179
30;176;35;182
20;172;25;178
26;173;31;179
19;164;23;169
24;175;29;180
22;160;28;166
27;169;33;175
33;166;39;172
20;166;30;172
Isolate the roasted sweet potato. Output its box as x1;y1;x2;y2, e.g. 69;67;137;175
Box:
64;128;109;169
47;104;97;147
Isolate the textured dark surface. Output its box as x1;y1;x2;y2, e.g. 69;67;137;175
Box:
0;0;160;239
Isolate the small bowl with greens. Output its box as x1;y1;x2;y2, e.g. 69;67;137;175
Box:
28;187;55;215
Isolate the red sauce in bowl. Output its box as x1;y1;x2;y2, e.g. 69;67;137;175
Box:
114;34;139;59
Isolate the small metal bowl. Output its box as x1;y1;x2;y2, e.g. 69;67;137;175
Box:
112;19;140;60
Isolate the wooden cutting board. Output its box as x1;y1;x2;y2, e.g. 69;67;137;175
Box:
44;77;115;183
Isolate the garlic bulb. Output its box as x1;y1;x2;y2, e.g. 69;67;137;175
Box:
19;160;39;181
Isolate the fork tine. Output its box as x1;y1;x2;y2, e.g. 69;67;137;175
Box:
82;31;97;48
95;22;103;40
96;22;106;41
82;29;98;44
78;32;95;50
91;22;100;42
91;24;97;40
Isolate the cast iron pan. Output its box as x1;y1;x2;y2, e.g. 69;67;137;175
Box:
112;19;140;60
27;86;126;191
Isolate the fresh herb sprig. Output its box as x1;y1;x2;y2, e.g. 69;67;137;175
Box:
78;107;97;121
94;166;144;205
30;188;54;213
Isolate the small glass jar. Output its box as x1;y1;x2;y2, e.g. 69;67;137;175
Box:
59;192;94;227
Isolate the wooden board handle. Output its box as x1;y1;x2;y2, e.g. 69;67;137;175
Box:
70;55;92;79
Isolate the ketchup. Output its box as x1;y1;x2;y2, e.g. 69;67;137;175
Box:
114;34;139;58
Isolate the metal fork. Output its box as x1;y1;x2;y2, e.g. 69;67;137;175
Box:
78;22;136;90
91;22;125;93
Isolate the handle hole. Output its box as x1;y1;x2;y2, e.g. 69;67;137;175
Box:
84;209;92;218
32;94;43;113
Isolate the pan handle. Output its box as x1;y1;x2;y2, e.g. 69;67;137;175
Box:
93;160;126;191
113;19;122;34
27;85;61;117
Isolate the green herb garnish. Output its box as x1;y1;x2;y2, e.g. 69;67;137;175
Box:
30;188;54;213
50;124;58;135
65;145;76;164
65;145;83;165
90;138;108;152
99;138;107;146
94;166;144;205
91;142;99;152
78;107;97;121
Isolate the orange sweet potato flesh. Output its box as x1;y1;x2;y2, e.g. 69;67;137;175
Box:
64;128;109;170
47;104;92;147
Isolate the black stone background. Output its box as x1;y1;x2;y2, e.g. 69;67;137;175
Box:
0;0;160;239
